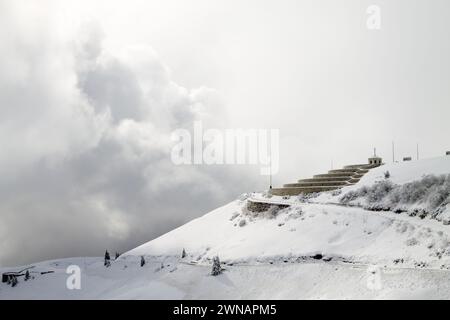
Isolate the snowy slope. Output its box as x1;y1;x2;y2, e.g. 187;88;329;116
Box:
3;255;450;299
125;200;450;267
2;156;450;299
125;156;450;268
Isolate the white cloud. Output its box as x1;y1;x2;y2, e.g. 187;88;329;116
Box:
0;3;255;267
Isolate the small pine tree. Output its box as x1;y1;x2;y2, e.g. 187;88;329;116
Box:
211;256;222;276
11;276;18;287
115;252;120;260
181;248;187;259
24;270;30;281
384;171;391;179
140;256;146;267
104;250;111;267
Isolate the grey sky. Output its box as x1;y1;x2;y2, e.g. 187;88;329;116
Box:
1;0;449;266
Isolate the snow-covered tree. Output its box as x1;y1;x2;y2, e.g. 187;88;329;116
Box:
211;256;222;276
181;248;187;259
115;252;120;260
24;270;30;281
140;256;146;267
104;250;111;267
11;276;18;287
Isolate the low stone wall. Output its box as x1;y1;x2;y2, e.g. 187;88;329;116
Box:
246;200;289;213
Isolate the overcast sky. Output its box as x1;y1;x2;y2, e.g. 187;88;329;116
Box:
1;0;450;266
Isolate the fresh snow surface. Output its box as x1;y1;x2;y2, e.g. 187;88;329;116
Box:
2;256;450;299
2;156;450;299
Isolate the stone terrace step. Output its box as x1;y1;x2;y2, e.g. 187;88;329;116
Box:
284;181;350;187
328;169;360;174
314;173;354;178
270;186;341;196
299;177;351;182
343;164;372;169
269;160;380;196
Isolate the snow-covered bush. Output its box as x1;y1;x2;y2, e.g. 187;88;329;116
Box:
243;201;287;219
211;256;222;276
238;193;251;201
406;238;419;246
285;207;303;220
366;180;395;203
297;192;321;202
331;189;342;197
339;174;450;222
340;186;369;204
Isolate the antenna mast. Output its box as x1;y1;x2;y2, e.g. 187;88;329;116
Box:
417;143;419;160
392;141;395;163
269;156;272;189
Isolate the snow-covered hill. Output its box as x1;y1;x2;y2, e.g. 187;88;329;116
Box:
2;156;450;299
126;156;450;266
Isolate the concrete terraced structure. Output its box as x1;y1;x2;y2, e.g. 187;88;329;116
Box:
270;156;383;196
